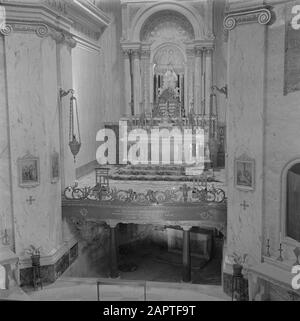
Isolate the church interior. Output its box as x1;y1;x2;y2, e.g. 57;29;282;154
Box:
0;0;300;301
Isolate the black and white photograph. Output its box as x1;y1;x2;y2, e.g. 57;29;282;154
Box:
0;0;300;309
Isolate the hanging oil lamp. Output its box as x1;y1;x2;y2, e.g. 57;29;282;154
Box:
60;89;81;162
69;92;81;162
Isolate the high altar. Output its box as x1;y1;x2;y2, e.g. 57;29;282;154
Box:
106;1;226;168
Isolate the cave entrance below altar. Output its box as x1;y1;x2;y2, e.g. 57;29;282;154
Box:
63;222;224;285
116;223;224;285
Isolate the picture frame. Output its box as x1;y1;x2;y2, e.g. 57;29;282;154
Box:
234;155;255;191
50;151;60;184
18;153;40;188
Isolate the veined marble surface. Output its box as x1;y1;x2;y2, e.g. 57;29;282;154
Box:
4;33;63;256
226;22;265;266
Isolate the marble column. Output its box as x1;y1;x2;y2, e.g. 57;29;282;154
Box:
123;49;132;116
194;47;203;115
186;49;195;114
133;49;141;115
182;226;192;282
109;223;119;278
141;49;151;113
205;48;213;116
184;61;189;114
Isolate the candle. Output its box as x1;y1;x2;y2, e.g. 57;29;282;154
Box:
279;232;282;243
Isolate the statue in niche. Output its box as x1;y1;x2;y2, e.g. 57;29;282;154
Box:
163;65;177;90
155;65;181;120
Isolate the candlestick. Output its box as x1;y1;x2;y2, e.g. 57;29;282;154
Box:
277;243;283;262
1;229;9;246
266;239;271;257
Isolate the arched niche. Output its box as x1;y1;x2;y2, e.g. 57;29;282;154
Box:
140;10;195;44
130;2;205;42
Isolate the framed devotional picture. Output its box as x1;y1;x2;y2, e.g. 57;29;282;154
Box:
234;155;255;191
50;151;60;183
18;153;40;188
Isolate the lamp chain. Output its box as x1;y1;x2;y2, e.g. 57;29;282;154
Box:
74;96;81;143
69;95;74;142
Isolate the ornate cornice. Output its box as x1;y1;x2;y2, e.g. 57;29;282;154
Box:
224;6;272;31
0;0;111;48
0;21;76;48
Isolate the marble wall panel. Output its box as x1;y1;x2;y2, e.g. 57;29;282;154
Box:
226;23;265;265
264;3;300;262
4;33;62;256
0;36;13;248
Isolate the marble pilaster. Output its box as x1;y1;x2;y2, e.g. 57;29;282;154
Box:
141;49;151;113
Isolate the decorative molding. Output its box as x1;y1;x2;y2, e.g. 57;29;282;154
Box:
0;21;77;48
224;6;272;31
0;0;110;46
44;0;67;15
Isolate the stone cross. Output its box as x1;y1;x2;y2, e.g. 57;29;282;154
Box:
26;196;36;205
240;200;249;210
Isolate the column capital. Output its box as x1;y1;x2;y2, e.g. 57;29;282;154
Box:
0;22;77;48
203;47;214;54
182;226;193;231
132;49;141;59
195;47;204;57
224;6;272;31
